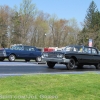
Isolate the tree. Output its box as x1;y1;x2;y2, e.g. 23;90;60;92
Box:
0;0;81;48
48;15;58;47
19;0;37;45
84;1;98;29
0;6;10;47
10;12;22;44
79;1;100;48
31;11;49;47
67;18;80;45
48;17;80;47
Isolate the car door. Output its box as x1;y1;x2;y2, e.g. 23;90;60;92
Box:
28;47;36;59
28;47;41;59
91;48;100;64
23;46;32;58
80;47;94;64
18;46;37;59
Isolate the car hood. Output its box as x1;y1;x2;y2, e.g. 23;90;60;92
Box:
44;50;78;54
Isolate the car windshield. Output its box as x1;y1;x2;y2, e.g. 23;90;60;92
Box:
10;45;24;50
63;45;83;52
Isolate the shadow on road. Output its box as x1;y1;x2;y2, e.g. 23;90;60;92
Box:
48;65;98;72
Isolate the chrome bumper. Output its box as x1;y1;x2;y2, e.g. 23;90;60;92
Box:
42;57;70;63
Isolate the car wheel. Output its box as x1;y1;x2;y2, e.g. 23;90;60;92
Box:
35;56;41;62
77;64;83;69
95;63;100;69
8;54;16;62
47;61;56;68
67;58;75;70
0;58;5;61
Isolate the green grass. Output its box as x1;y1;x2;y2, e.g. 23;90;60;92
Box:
0;73;100;100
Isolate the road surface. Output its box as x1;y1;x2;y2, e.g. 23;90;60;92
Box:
0;61;99;77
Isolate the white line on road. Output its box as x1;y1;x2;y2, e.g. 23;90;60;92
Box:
0;62;37;66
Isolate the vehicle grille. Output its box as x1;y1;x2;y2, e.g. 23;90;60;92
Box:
0;50;6;57
48;53;58;58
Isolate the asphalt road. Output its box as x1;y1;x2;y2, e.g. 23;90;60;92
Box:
0;61;100;77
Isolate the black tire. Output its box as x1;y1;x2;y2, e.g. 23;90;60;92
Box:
8;54;16;62
77;64;83;69
47;61;56;68
25;59;30;62
95;63;100;69
35;56;41;62
0;58;5;61
67;58;75;70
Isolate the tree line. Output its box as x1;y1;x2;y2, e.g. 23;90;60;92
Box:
0;0;100;49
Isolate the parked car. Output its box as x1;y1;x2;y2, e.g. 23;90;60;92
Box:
42;45;100;70
0;44;42;62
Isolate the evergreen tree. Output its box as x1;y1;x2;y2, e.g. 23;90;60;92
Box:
84;0;98;30
79;1;100;48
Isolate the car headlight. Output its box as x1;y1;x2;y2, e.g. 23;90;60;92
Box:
57;54;64;58
42;53;48;57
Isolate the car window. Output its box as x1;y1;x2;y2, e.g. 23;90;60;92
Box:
92;48;97;54
24;46;30;51
88;48;91;54
84;47;88;53
10;46;24;50
10;46;15;50
64;46;73;51
79;48;83;52
29;47;35;51
24;46;35;51
64;46;83;52
84;47;91;54
31;48;35;51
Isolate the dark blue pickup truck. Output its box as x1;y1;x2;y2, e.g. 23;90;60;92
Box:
0;44;42;62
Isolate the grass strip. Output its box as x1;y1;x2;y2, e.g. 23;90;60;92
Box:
0;72;100;100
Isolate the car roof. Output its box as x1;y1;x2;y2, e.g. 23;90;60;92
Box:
67;45;98;49
67;45;83;47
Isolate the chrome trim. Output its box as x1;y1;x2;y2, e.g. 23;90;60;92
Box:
42;57;70;63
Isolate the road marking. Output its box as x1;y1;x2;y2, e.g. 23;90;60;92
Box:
0;62;37;66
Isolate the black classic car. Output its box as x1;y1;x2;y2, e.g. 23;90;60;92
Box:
42;45;100;70
0;44;42;62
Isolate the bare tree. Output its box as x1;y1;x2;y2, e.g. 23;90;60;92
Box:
31;11;49;47
19;0;37;45
0;6;11;47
